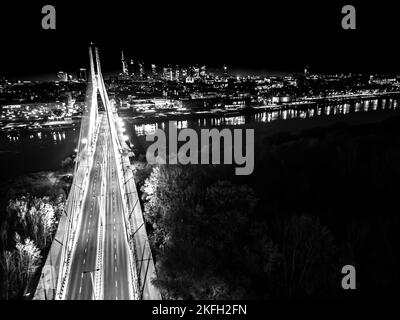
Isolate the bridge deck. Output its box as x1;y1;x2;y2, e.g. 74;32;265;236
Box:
65;115;132;299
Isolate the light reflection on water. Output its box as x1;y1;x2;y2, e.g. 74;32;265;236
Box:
225;116;245;126
4;130;68;144
177;120;188;129
1;97;400;179
364;100;370;112
132;98;400;136
134;123;158;136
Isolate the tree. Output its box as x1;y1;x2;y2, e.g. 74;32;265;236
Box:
145;167;279;299
142;166;199;252
0;250;19;300
0;237;41;300
16;237;42;296
61;156;73;170
277;215;335;298
1;195;59;299
36;201;56;248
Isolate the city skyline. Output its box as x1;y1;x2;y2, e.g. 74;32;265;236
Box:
5;50;400;83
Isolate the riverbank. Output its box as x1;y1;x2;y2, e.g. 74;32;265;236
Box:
0;119;80;133
121;92;400;125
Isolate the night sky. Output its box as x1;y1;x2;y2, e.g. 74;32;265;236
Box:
1;1;399;79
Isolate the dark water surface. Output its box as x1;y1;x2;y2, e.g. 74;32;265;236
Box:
1;97;400;179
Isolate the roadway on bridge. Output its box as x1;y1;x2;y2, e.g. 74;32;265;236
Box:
65;117;106;299
103;116;131;300
65;115;132;299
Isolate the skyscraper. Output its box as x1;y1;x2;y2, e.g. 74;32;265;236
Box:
129;59;136;76
0;76;7;93
223;65;228;78
151;64;157;78
181;68;188;80
77;68;87;82
200;65;206;78
193;66;200;79
138;61;145;79
121;51;128;75
163;66;173;81
57;71;68;82
175;65;180;81
304;65;310;76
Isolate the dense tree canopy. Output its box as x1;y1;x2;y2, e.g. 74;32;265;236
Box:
0;194;65;299
136;118;400;299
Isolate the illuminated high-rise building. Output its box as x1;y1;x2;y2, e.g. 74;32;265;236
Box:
193;66;200;79
151;64;157;78
121;51;128;75
163;66;173;81
77;68;87;82
304;65;310;76
223;64;228;78
57;71;68;82
129;59;136;76
175;65;180;81
181;69;188;81
138;61;145;79
0;76;7;93
200;65;206;78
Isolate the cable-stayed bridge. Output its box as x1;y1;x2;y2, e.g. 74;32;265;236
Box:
34;45;161;300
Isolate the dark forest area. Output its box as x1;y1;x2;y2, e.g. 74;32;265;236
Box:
135;116;400;299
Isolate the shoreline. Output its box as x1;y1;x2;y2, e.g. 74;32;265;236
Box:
2;92;400;131
122;92;400;125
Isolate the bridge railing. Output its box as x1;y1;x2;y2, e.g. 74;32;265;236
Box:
111;115;162;300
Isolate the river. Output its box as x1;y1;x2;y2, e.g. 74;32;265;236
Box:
1;97;399;179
